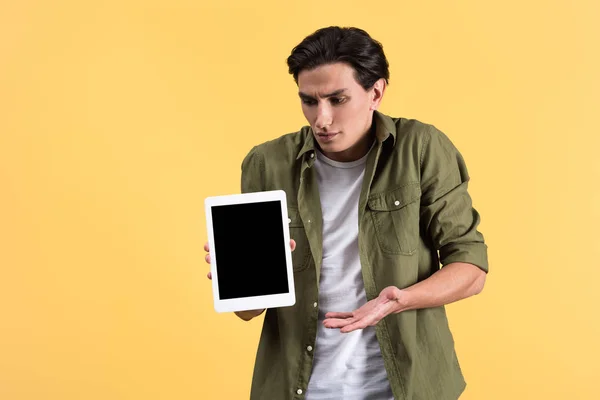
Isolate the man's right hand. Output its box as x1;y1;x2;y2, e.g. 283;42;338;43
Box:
203;240;296;321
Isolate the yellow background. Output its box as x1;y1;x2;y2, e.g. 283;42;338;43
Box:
1;0;599;399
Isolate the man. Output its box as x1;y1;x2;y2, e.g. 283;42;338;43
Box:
204;26;488;400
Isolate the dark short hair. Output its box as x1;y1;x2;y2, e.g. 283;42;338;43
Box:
286;26;390;90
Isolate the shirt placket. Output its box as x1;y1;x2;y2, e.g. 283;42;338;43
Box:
293;150;323;398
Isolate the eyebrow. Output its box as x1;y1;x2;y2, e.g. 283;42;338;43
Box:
298;88;348;100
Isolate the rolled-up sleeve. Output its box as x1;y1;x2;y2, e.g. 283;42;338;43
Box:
419;125;489;273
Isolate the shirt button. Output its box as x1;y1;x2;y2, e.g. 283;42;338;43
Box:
307;345;313;352
307;219;311;223
288;218;291;223
394;200;400;206
310;153;315;158
313;302;317;308
297;389;303;395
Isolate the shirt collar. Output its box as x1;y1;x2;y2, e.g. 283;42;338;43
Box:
296;110;397;160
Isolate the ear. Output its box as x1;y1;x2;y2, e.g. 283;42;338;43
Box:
369;78;386;111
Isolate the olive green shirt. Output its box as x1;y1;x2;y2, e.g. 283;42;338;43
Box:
240;111;488;400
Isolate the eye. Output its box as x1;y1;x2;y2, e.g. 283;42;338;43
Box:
302;99;317;106
330;97;346;105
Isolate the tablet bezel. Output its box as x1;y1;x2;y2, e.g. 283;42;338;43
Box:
204;190;296;313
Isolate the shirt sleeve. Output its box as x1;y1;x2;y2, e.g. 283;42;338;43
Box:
241;146;265;194
419;125;489;273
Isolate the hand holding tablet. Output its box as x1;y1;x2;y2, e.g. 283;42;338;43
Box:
204;239;296;280
204;190;298;313
203;239;296;320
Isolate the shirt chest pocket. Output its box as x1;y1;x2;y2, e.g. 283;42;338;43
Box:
367;182;421;255
287;207;312;272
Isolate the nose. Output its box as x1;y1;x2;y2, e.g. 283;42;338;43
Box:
314;103;332;131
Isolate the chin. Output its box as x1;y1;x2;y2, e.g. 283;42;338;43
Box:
318;142;344;153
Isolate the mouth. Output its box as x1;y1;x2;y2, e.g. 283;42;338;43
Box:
316;132;339;142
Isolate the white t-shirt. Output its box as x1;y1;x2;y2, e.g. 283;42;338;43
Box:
305;146;394;400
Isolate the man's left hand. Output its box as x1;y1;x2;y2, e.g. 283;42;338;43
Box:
323;286;405;333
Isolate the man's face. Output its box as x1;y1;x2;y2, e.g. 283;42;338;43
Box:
297;62;383;162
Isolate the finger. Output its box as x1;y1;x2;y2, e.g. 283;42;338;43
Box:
207;271;212;280
290;239;296;252
203;242;210;252
324;312;353;319
340;313;381;333
205;254;211;264
340;321;368;333
322;317;356;329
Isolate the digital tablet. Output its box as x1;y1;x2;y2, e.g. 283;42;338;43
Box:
204;190;296;313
